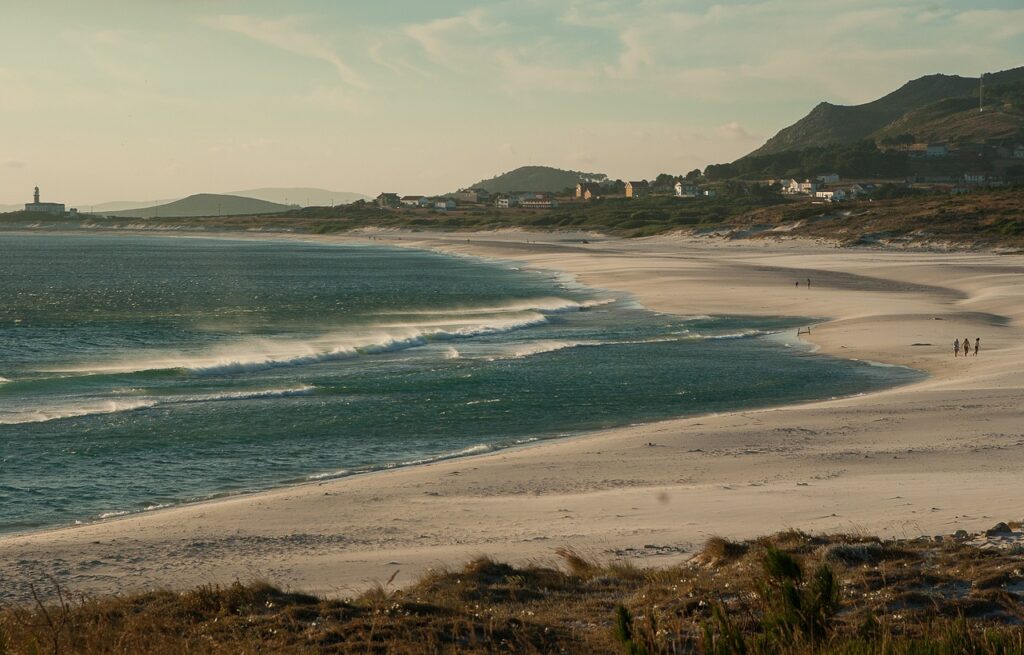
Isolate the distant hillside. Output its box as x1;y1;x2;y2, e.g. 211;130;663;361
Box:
229;187;368;207
469;166;606;194
106;194;291;218
748;66;1024;157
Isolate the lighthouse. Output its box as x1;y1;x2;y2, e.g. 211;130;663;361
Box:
25;186;66;215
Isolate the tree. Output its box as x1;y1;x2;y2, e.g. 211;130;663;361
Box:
686;168;702;181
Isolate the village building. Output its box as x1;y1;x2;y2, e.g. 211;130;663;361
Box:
926;143;949;157
576;182;603;200
625;181;649;199
519;193;558;209
24;186;65;215
784;179;818;195
674;181;699;198
815;189;847;202
376;193;401;208
453;188;491;204
400;195;429;207
433;198;457;211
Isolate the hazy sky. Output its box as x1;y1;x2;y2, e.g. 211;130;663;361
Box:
1;0;1021;204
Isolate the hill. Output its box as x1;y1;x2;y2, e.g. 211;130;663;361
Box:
105;193;291;218
228;187;368;207
468;166;606;194
748;66;1024;157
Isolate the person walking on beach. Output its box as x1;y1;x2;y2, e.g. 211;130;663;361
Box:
962;336;971;357
807;278;811;288
953;338;960;357
795;280;799;288
975;337;980;356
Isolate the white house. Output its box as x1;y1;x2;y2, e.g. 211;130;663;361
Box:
815;189;846;202
816;173;840;184
703;189;717;198
401;195;429;207
786;179;817;194
433;198;457;211
674;181;699;198
495;196;518;209
519;193;558;209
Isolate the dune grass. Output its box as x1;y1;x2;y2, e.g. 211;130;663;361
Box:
2;531;1023;653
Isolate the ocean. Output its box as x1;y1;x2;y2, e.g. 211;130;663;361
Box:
0;234;922;533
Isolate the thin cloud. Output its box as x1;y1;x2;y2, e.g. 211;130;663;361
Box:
201;14;368;89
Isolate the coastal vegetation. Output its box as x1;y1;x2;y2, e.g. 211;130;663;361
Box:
3;529;1022;653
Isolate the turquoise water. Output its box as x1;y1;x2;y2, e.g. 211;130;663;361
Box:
0;234;922;533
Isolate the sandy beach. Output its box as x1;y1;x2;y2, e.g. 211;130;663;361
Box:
2;231;1022;603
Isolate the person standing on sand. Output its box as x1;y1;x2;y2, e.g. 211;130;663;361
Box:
807;278;811;288
975;337;980;356
962;337;971;357
795;280;799;288
954;338;960;357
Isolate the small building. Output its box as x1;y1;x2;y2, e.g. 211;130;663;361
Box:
494;196;518;209
926;143;949;158
453;188;490;204
433;198;457;211
576;182;603;200
625;181;649;199
702;189;717;198
815;189;846;202
24;186;65;215
674;181;699;198
376;193;401;208
400;195;429;207
785;179;817;195
816;173;840;184
519;193;558;209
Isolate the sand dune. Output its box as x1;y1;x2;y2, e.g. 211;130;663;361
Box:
3;231;1023;603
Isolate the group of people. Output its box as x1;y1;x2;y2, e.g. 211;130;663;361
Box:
953;337;981;357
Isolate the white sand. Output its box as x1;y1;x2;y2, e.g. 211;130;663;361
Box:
2;231;1022;602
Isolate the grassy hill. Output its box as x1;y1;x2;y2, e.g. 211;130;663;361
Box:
748;66;1024;157
104;193;292;219
469;166;606;194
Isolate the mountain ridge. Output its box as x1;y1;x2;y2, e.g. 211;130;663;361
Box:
746;66;1024;158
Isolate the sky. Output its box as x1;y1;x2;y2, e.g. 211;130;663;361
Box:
0;0;1021;205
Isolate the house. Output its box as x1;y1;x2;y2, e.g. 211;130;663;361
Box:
785;179;817;195
433;198;457;211
926;143;949;157
816;173;840;184
519;193;558;209
494;195;518;209
453;188;490;204
815;189;846;202
674;181;699;198
400;195;429;207
702;189;717;198
576;183;603;200
376;193;401;208
625;181;649;199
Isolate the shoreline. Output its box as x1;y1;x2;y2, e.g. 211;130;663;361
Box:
2;229;1022;602
0;231;922;538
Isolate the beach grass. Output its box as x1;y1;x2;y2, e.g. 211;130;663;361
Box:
3;530;1023;653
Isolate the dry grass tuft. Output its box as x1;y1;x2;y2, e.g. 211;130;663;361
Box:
694;536;749;566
